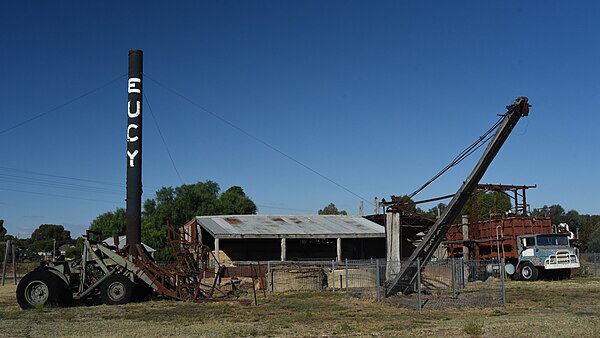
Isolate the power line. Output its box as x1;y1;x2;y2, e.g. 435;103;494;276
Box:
0;166;162;193
0;187;123;204
0;166;122;187
0;73;126;135
0;174;122;195
144;93;184;184
145;74;373;205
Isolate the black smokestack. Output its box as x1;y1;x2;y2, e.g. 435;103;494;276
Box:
126;49;143;253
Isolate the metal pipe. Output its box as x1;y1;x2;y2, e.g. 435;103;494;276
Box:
12;243;16;285
2;240;10;286
126;49;143;253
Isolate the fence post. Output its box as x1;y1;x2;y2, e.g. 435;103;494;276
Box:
417;257;422;310
451;258;457;299
267;261;272;292
12;243;17;285
331;260;335;292
460;257;465;289
2;240;10;286
345;258;349;291
501;258;506;305
376;259;381;302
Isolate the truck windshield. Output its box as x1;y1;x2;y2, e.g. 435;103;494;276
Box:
536;235;569;246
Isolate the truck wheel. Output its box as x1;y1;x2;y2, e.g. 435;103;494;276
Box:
519;262;538;281
16;269;71;310
101;274;133;305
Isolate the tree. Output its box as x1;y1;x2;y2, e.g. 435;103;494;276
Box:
89;208;126;239
421;203;447;218
30;224;72;254
533;204;566;225
139;181;257;260
218;186;257;215
0;219;7;239
462;191;512;220
318;203;347;215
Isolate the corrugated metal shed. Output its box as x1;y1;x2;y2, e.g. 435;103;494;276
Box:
195;215;384;239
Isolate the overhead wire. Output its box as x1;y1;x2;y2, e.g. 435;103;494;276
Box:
145;74;373;205
0;73;126;136
0;187;122;204
0;166;162;194
407;115;504;200
143;93;184;184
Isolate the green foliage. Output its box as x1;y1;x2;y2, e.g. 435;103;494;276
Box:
318;203;347;215
462;191;512;220
30;224;72;254
136;181;257;260
65;237;84;259
533;204;566;224
423;203;447;218
533;205;600;252
0;219;7;239
587;237;600;253
219;186;257;215
89;208;126;239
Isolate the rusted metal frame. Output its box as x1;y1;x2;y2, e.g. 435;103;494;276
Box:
382;194;455;207
477;184;536;191
386;97;529;296
387;206;438;224
76;268;118;299
124;223;229;302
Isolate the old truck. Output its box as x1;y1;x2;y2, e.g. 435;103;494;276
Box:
508;232;580;281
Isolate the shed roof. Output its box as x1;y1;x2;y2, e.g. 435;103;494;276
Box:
195;215;385;239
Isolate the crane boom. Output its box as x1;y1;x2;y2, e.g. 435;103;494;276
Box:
386;97;530;296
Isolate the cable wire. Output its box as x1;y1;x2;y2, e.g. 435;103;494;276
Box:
145;74;372;205
144;93;184;184
407;115;504;199
0;74;126;135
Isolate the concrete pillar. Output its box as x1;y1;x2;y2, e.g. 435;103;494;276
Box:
337;238;342;262
281;238;286;261
214;237;220;272
385;211;402;280
462;215;469;260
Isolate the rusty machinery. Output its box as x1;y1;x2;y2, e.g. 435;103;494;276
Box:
16;51;239;309
384;97;530;296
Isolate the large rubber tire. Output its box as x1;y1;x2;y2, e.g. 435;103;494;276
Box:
101;274;134;305
16;269;71;310
519;262;539;281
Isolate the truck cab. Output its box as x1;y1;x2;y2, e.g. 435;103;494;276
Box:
514;233;579;281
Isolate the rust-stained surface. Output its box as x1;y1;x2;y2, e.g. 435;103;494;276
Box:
446;216;552;260
131;225;241;302
445;184;553;260
192;215;385;239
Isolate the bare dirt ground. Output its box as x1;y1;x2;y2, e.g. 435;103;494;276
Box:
1;277;599;337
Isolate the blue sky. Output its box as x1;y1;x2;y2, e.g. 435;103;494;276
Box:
1;1;598;237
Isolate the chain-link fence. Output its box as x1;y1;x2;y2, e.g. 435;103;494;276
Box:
578;253;600;277
257;258;506;309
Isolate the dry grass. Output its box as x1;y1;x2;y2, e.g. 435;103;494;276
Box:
1;278;599;337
